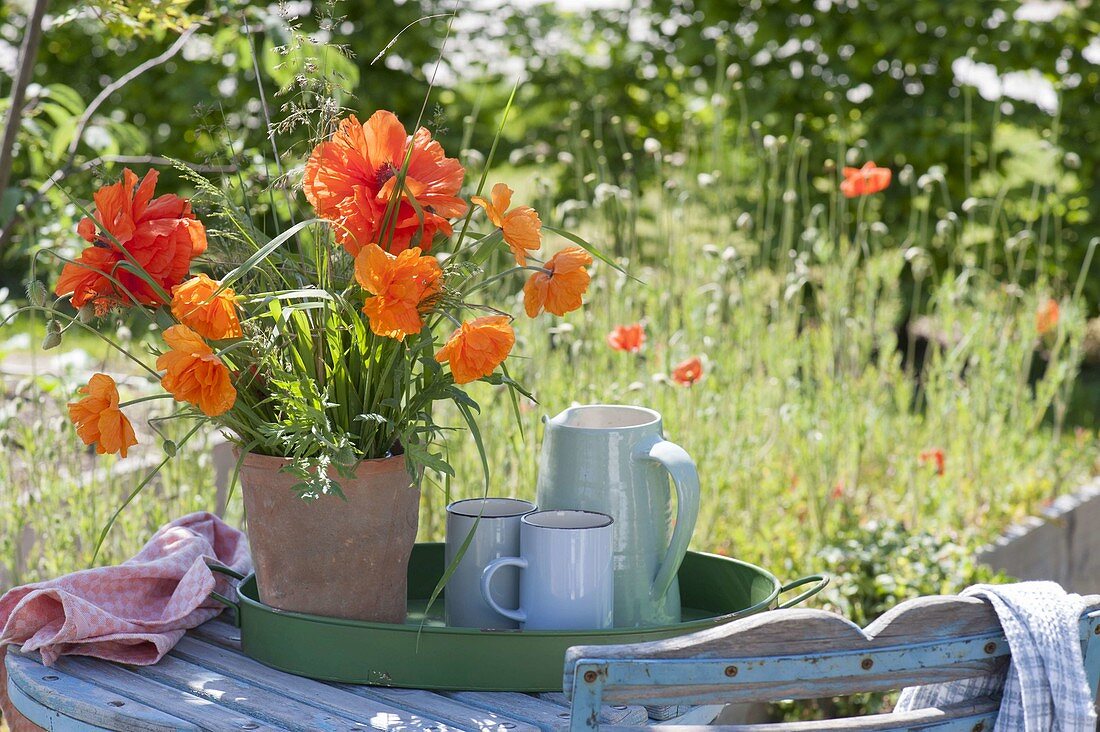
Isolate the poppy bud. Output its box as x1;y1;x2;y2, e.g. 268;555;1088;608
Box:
26;280;47;306
42;320;62;350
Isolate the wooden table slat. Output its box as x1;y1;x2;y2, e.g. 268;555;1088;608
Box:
35;653;282;731
448;691;647;729
191;618;646;729
6;619;689;730
181;626;543;732
6;650;201;732
537;693;649;725
443;691;576;730
130;653;378;732
7;680;111;732
334;683;542;732
171;635;485;732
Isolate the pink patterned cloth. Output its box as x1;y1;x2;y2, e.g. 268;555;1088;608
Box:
0;512;250;666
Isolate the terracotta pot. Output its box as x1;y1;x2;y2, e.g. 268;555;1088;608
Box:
239;452;418;623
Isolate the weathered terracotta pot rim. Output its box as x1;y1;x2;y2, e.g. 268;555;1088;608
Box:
236;450;408;474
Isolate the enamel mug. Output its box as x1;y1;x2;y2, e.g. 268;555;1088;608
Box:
536;405;700;627
480;509;614;631
445;497;537;629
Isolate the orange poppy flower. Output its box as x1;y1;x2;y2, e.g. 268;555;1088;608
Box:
156;325;237;417
523;247;592;318
607;323;646;353
170;274;242;341
55;168;207;312
1036;298;1060;335
434;316;515;385
303;112;467;257
67;373;138;458
840;162;891;198
354;244;442;340
919;448;946;476
671;356;704;386
471;183;542;266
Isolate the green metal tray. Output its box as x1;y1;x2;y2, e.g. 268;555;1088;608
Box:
216;543;826;692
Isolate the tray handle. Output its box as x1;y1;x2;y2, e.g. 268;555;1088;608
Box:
776;574;829;609
205;560;245;626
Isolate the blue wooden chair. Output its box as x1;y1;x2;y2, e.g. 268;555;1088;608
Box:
564;594;1100;730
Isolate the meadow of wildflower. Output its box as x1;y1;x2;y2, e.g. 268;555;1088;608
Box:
3;118;1095;601
1;0;1098;633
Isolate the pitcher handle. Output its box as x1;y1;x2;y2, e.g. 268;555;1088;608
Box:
638;438;700;601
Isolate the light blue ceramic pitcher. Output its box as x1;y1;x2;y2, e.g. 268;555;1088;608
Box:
535;405;700;627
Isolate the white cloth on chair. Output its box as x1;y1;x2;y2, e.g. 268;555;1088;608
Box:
895;581;1096;731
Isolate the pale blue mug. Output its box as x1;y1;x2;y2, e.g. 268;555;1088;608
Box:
480;509;615;631
445;497;537;629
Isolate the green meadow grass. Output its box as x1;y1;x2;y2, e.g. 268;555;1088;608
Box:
0;129;1095;594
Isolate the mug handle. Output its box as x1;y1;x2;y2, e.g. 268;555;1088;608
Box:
637;438;701;601
480;557;528;624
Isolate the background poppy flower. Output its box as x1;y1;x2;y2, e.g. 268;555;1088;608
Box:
434;316;515;384
1036;298;1060;335
919;448;946;476
472;183;542;265
67;373;138;458
840;162;891;198
523;246;592;317
303;112;467;256
355;244;442;340
672;356;704;386
608;323;646;352
55;168;207;312
170;274;242;340
157;325;237;417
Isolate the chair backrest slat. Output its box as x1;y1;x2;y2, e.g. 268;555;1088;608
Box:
597;695;1000;731
565;595;1100;731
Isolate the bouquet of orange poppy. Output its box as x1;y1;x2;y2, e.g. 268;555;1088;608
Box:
19;109;599;513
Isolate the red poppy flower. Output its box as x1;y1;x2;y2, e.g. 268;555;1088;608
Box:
840;162;891;198
303;112;467;256
67;373;138;458
671;356;704;386
434;316;516;385
1036;298;1059;336
55;169;207;312
919;448;945;476
607;324;646;353
523;247;592;318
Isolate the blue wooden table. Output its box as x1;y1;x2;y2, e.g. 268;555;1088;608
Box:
3;618;716;731
13;593;1099;730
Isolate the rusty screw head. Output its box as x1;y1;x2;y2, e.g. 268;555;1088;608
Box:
971;722;985;732
860;658;874;670
1094;625;1100;636
984;642;997;654
724;665;738;677
583;670;598;683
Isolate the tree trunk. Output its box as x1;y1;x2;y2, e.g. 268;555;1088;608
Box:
0;0;49;219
